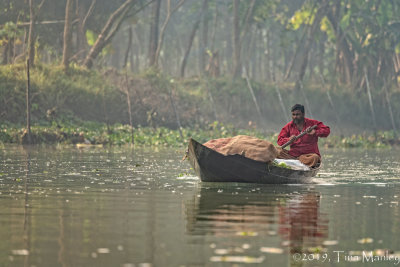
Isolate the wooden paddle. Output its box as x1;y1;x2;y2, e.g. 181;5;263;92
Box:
280;125;317;149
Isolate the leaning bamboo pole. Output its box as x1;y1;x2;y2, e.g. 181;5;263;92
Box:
244;67;263;126
319;74;342;134
364;71;377;135
274;84;289;122
168;82;184;140
383;79;397;136
124;72;134;145
205;79;218;122
26;59;32;144
298;81;314;119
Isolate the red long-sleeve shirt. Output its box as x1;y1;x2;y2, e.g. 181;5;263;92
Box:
277;118;330;157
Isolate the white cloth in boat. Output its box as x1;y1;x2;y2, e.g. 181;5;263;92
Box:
273;158;310;171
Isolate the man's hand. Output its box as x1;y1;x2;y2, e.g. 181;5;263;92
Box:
306;127;316;135
289;135;297;142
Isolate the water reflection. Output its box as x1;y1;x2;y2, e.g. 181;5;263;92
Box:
279;192;328;251
2;145;400;266
186;185;328;265
279;191;328;267
23;146;31;267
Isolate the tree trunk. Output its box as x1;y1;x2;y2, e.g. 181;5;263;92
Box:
111;37;121;68
209;1;218;52
307;46;314;81
26;60;32;144
244;67;263;125
199;0;209;75
83;0;133;69
294;0;329;91
154;0;186;67
205;80;218;121
383;79;397;136
232;0;240;77
180;11;202;77
124;74;134;144
130;39;135;72
132;26;142;72
283;27;307;81
327;0;354;85
318;34;325;77
148;0;161;67
364;71;377;135
232;0;256;78
168;86;183;139
62;0;73;70
76;0;96;61
7;38;15;64
123;26;133;69
224;5;232;75
267;29;276;82
27;0;36;67
243;25;256;78
2;41;10;65
298;81;314;119
275;85;289;122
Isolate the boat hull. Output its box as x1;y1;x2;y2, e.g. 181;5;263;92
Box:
187;138;319;184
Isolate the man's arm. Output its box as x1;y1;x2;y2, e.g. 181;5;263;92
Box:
315;121;330;137
277;125;291;146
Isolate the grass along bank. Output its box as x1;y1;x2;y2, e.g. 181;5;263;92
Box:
0;121;269;146
2;63;400;136
1;121;399;148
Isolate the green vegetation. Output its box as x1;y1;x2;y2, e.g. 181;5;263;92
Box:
272;161;291;169
1;120;398;148
1;63;400;148
321;132;399;149
2;63;400;132
1;1;400;149
0;63;124;125
0;121;265;146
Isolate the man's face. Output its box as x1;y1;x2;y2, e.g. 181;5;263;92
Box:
292;110;304;124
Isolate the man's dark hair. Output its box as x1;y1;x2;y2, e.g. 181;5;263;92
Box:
291;104;305;114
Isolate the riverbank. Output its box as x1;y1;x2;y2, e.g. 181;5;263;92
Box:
1;121;398;148
2;63;400;136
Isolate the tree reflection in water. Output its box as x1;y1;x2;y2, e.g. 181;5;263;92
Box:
186;186;328;265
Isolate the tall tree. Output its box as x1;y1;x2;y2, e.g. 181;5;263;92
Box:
322;0;400;89
123;26;133;69
180;8;203;77
27;0;36;67
148;0;161;67
294;0;329;91
83;0;135;69
76;0;97;61
199;0;209;74
232;0;256;78
154;0;186;67
25;0;47;67
232;0;240;77
62;0;73;70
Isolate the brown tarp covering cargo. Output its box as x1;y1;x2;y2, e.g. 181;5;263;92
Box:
203;135;278;163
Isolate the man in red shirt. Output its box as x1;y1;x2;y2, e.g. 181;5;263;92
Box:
277;104;330;167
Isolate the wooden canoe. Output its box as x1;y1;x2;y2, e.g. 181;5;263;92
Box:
187;138;320;184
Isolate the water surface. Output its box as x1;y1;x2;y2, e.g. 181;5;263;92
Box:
1;145;400;266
